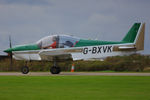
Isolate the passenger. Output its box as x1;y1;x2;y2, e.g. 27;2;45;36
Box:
64;41;73;47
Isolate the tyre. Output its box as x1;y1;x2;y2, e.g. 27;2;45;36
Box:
50;66;61;74
21;66;29;74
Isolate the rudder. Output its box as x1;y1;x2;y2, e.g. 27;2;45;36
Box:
135;23;145;50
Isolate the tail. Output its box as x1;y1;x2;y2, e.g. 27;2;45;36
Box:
122;23;145;50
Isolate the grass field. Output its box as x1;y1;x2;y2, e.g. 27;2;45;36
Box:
0;76;150;100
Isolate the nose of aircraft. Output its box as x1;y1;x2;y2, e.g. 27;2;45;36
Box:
4;48;13;53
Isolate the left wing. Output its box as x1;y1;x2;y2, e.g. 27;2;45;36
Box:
39;47;83;61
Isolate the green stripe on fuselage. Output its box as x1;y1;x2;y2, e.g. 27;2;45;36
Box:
74;39;128;47
4;44;40;53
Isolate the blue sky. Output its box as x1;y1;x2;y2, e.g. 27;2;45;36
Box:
0;0;150;55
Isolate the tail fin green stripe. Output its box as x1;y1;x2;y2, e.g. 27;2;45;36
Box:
122;23;141;43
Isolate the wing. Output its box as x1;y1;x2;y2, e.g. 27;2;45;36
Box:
39;47;83;61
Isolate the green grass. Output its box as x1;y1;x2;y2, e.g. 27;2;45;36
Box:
0;76;150;100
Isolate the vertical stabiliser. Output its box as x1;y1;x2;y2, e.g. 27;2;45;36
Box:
122;23;141;43
134;23;145;50
121;23;145;51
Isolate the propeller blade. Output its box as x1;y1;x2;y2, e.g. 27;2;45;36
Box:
9;35;12;48
8;35;13;71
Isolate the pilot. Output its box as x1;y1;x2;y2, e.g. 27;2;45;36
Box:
50;37;57;48
43;36;58;49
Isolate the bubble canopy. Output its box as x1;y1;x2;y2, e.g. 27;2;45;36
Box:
36;35;80;49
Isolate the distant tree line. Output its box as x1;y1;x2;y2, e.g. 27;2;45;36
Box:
0;54;150;72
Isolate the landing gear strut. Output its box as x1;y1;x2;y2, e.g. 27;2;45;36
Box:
50;60;61;74
21;62;29;74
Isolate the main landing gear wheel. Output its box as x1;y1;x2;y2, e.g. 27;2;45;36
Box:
50;66;61;74
21;66;29;74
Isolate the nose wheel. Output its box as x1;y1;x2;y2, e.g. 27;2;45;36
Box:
21;61;29;74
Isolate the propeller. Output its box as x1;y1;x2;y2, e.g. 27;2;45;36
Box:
9;35;13;71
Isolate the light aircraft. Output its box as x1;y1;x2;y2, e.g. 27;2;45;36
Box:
4;23;145;74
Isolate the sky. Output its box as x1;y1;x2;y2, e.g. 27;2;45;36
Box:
0;0;150;55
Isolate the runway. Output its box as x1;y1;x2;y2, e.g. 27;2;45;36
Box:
0;72;150;76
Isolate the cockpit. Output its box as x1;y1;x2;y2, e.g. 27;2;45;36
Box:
36;35;80;49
